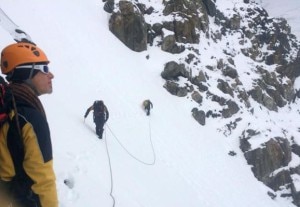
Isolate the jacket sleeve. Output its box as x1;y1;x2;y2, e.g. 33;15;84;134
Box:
22;118;58;207
84;105;93;118
105;106;109;121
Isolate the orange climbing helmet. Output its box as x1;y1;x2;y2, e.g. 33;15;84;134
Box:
0;42;49;74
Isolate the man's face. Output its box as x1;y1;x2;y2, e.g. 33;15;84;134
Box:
31;71;54;95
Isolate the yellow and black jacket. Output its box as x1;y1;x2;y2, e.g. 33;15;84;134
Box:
0;83;58;207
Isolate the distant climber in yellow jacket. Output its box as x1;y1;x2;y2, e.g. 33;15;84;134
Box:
143;99;153;116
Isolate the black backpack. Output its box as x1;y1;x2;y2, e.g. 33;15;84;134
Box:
0;76;22;138
0;76;12;126
0;76;28;204
93;101;104;117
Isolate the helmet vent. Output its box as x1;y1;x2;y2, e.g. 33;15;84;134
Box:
2;61;8;68
33;50;40;57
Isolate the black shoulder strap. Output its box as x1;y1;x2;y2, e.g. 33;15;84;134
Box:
7;115;25;175
6;113;34;200
6;96;27;182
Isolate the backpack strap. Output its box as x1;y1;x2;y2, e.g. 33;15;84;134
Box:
7;114;26;176
10;91;22;138
6;109;33;201
0;80;27;201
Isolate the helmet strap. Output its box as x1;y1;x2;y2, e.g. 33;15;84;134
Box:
28;63;35;79
24;63;40;95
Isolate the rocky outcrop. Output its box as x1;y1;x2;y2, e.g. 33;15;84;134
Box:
191;91;203;104
241;136;300;205
162;0;209;43
163;81;188;97
221;100;239;118
277;52;300;79
249;86;278;111
161;35;185;54
161;61;189;80
244;138;291;182
109;1;147;52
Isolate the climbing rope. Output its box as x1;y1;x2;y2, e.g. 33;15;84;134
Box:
104;127;116;207
102;117;156;207
106;117;156;166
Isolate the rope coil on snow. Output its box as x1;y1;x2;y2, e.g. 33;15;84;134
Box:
103;117;156;207
106;118;156;165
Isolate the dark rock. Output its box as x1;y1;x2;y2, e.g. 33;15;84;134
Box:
161;35;185;54
203;0;216;17
222;65;238;79
191;91;203;104
163;81;188;97
161;61;188;80
191;108;206;125
109;1;147;52
244;138;291;184
221;100;239;118
217;79;234;97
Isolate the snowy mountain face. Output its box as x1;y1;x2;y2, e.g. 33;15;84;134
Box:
105;0;300;205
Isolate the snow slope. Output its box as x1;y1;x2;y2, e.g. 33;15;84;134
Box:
0;0;299;206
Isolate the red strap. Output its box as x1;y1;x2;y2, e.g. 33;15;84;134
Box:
0;84;6;106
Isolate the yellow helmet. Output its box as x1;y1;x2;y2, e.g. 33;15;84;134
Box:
1;42;49;74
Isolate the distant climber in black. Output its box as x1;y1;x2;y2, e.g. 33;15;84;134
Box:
146;24;156;46
84;100;109;139
147;28;155;46
143;99;153;116
293;89;300;103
